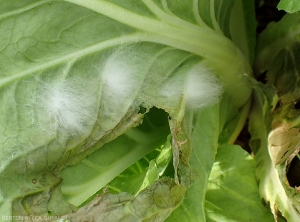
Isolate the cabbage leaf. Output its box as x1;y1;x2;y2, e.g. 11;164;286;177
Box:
251;12;300;222
277;0;300;13
0;0;273;221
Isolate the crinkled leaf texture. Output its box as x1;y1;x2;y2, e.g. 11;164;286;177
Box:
251;12;300;221
0;0;256;221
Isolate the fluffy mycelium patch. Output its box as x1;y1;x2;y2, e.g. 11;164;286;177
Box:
101;52;137;97
184;63;223;109
40;78;98;136
160;62;223;111
99;48;146;131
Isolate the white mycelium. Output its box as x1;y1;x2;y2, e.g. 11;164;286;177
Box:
160;62;223;110
41;78;97;135
99;48;145;131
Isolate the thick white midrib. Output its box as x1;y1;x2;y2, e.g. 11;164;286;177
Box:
0;28;212;88
0;0;250;105
64;0;254;110
0;0;244;88
64;0;237;64
0;27;230;89
210;0;223;34
193;0;207;27
141;0;213;33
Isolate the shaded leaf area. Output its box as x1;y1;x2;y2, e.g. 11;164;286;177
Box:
255;0;285;34
267;42;300;101
255;13;300;74
32;105;195;222
253;27;300;219
102;135;173;196
60;108;171;206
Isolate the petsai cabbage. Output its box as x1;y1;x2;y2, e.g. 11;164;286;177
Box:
0;0;281;221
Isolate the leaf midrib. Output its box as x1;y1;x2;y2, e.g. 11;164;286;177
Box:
0;33;145;87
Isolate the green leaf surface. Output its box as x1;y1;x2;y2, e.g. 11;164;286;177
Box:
102;136;173;197
255;13;300;74
278;0;300;13
266;42;300;101
230;0;256;63
165;93;251;222
165;104;220;222
205;145;274;222
0;0;255;219
99;138;173;196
